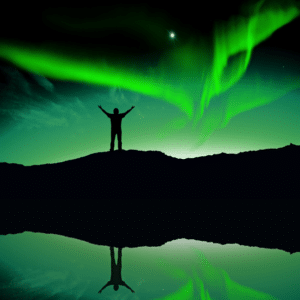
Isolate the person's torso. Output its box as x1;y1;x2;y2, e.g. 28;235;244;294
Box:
110;265;122;282
110;115;123;130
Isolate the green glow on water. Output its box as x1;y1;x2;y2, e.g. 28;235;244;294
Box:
1;234;293;299
153;247;280;299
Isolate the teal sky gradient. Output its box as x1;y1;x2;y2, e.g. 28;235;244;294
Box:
0;2;300;166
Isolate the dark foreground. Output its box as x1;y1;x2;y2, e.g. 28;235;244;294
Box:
1;143;299;201
1;144;299;254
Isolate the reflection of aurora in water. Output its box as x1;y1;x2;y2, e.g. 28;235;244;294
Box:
1;234;296;300
154;247;280;300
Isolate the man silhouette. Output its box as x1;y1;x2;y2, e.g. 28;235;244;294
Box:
98;105;135;151
98;247;135;293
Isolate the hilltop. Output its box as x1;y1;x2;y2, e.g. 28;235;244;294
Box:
1;143;299;201
0;144;299;253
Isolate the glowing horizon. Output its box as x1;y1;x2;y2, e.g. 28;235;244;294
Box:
0;1;300;166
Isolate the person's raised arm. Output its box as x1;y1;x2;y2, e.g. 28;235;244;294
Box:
98;105;109;116
125;106;135;116
122;282;135;293
98;281;111;293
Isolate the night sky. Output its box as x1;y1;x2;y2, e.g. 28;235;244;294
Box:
1;1;300;166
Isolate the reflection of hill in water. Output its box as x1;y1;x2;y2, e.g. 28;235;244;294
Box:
1;234;296;300
1;144;298;254
1;143;300;200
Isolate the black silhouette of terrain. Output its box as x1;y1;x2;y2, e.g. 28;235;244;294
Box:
1;144;299;254
1;143;299;201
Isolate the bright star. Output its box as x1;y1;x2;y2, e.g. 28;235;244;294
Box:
169;31;175;39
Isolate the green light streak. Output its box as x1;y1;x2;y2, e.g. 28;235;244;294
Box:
154;0;300;145
155;280;195;300
222;72;300;128
0;1;299;152
222;270;279;300
192;269;214;300
156;115;190;140
154;257;198;300
0;39;193;119
193;0;300;128
153;248;279;300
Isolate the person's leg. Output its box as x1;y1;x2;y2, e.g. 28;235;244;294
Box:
110;246;115;264
110;247;116;278
117;247;122;267
110;131;116;151
117;247;122;276
117;131;122;150
109;247;115;262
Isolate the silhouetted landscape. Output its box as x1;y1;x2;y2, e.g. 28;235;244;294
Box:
1;3;300;299
1;144;299;254
0;144;300;253
1;143;299;201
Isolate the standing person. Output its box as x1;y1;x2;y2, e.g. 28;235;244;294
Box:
98;247;135;293
98;106;135;151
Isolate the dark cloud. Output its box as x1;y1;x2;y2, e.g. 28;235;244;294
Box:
30;73;55;92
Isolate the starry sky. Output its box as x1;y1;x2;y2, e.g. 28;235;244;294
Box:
1;1;300;166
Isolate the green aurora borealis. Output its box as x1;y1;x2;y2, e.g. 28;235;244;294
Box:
1;1;300;165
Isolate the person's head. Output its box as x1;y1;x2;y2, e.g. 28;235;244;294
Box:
114;108;119;114
113;284;119;291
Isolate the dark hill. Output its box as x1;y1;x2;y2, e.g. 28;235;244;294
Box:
1;143;299;201
0;144;299;254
